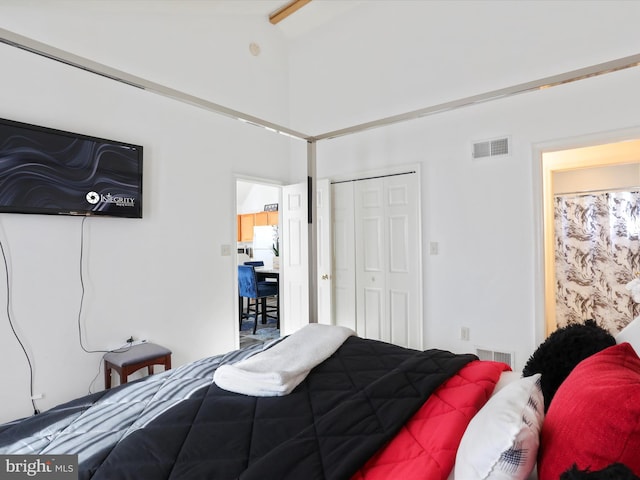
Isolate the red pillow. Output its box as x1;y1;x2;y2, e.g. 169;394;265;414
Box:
352;360;509;480
538;342;640;479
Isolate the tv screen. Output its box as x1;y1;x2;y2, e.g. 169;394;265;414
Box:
0;118;143;218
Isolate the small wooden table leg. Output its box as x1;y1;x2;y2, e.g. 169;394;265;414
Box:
105;363;112;389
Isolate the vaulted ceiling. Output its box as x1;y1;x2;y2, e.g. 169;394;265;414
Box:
213;0;365;38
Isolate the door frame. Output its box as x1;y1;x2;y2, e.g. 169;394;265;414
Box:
234;175;283;350
532;127;640;346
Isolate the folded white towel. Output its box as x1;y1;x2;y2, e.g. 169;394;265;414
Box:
214;324;355;396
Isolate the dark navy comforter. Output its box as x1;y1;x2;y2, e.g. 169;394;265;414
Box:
0;337;475;480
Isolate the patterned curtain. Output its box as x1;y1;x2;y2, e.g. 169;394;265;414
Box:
554;191;640;333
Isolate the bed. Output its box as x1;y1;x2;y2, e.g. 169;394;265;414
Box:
1;321;639;480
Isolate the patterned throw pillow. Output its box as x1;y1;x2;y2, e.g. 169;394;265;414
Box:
455;374;544;480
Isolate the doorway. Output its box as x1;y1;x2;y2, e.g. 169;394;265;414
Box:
541;138;640;336
236;178;281;348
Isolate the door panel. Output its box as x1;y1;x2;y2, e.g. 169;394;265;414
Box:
363;217;384;271
281;182;308;335
389;215;409;273
385;173;421;349
317;178;333;325
390;289;409;347
363;286;383;340
332;183;356;332
288;215;302;266
356;179;387;342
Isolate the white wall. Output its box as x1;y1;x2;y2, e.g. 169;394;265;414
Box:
0;5;298;422
237;182;280;214
287;1;640;369
554;164;640;194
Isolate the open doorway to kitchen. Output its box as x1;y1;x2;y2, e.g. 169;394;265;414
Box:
542;138;640;338
236;178;281;349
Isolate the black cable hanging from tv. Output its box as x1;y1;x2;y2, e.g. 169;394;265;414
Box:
0;236;39;415
76;216;110;355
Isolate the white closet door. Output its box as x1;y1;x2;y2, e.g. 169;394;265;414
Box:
317;178;333;325
332;182;357;332
385;174;421;349
355;178;387;341
354;173;422;349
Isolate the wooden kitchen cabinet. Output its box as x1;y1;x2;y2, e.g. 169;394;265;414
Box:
255;211;279;226
254;211;269;226
238;213;255;242
237;211;278;242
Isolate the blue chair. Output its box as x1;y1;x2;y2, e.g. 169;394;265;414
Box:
238;265;278;334
240;262;264;319
240;260;275;320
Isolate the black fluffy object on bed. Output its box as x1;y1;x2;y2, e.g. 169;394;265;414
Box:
560;463;640;479
522;319;615;412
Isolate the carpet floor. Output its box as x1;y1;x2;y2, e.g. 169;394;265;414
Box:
239;315;280;348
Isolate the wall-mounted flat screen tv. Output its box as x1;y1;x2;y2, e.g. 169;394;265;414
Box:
0;117;143;218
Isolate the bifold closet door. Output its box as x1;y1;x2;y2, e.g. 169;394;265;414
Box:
333;173;422;349
332;182;357;332
316;178;334;325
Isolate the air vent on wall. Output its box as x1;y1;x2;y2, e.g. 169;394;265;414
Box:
476;348;514;368
472;136;510;159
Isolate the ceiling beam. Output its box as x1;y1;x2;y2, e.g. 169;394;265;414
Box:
2;27;639;146
0;27;311;142
315;53;640;141
269;0;312;25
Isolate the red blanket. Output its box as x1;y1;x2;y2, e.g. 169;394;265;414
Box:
353;360;510;480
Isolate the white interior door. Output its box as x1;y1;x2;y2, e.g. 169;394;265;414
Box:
281;182;309;335
317;178;333;325
335;172;422;349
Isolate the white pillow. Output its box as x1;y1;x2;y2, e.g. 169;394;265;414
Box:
490;371;522;397
616;315;640;356
454;373;544;480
